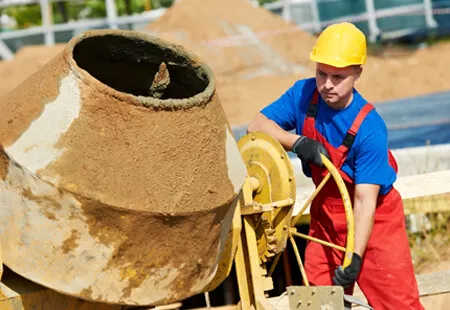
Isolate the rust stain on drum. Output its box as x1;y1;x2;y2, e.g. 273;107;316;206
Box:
81;197;232;301
21;188;63;221
0;146;9;180
61;229;80;254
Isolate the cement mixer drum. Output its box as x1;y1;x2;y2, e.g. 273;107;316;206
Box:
0;30;247;306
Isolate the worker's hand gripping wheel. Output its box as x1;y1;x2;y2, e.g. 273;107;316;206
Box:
237;132;355;288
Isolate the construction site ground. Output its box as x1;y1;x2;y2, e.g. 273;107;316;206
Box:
2;0;450;127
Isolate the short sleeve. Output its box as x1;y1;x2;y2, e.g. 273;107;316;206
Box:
354;129;396;185
260;80;305;131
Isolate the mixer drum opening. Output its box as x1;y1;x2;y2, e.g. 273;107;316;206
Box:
72;34;209;100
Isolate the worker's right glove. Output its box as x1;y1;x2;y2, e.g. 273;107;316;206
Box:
291;136;330;167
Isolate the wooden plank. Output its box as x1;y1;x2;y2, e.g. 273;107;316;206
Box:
416;271;450;297
292;170;450;217
403;193;450;215
395;170;450;200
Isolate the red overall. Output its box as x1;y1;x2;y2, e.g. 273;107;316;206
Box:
303;90;423;310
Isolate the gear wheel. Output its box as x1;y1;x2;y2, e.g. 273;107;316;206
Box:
256;214;278;263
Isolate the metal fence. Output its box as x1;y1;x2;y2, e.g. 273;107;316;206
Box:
264;0;450;42
0;0;450;60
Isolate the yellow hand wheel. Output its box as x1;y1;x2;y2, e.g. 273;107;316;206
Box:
238;132;355;286
286;154;355;286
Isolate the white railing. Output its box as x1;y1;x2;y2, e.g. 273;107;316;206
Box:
0;0;168;60
0;0;448;60
263;0;439;42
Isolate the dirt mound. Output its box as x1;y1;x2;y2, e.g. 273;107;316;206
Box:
215;40;450;125
0;44;65;97
1;0;450;127
143;0;450;125
144;0;317;78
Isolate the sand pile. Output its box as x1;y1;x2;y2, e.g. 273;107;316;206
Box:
193;40;450;125
358;42;450;102
143;0;318;125
144;0;317;79
0;44;65;97
143;0;450;125
1;0;450;125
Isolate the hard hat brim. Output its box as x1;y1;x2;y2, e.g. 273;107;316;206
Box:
310;53;365;68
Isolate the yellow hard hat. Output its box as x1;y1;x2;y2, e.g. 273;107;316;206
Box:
310;22;367;68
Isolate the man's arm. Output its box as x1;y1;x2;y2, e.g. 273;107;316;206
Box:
248;113;330;167
333;126;391;288
247;113;300;151
248;79;330;166
353;183;379;257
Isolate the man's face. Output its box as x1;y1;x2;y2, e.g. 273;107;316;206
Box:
315;63;362;108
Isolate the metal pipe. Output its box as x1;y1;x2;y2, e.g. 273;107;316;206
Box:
291;231;346;252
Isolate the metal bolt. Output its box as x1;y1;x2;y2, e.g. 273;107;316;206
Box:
251;135;256;140
307;300;312;306
296;300;302;307
290;290;295;296
289;176;293;181
331;287;337;294
281;154;285;159
311;288;316;295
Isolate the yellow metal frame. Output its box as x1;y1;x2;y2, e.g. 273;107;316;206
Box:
290;155;354;269
0;131;354;310
234;132;355;309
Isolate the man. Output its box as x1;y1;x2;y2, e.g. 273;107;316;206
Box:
247;22;423;309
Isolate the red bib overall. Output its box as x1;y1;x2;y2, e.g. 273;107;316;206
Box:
302;90;423;310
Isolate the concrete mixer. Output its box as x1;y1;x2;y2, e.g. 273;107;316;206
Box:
4;29;444;310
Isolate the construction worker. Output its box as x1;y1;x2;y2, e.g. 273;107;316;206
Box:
248;22;424;309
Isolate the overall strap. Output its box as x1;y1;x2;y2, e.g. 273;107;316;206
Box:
302;89;320;137
337;103;375;153
306;89;320;119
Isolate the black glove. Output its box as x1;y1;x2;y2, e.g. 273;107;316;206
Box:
332;253;362;288
291;136;330;167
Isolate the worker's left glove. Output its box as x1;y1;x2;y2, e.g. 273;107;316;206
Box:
332;253;362;289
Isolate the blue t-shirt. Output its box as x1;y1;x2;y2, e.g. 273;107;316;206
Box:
260;78;396;195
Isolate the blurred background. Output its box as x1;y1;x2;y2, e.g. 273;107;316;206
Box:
0;0;449;309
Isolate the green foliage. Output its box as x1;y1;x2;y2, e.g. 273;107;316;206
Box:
4;4;42;28
3;0;175;29
407;200;450;273
159;0;175;8
258;0;278;4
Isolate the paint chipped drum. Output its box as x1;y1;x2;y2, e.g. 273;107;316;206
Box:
0;29;246;306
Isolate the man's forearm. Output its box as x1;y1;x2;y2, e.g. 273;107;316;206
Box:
353;195;377;256
247;113;299;150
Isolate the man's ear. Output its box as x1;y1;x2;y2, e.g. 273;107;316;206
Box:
354;65;363;80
